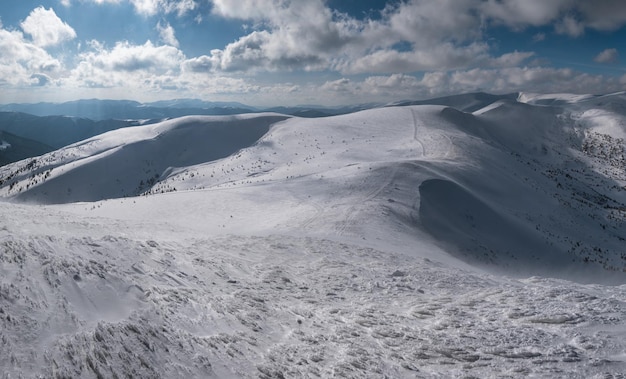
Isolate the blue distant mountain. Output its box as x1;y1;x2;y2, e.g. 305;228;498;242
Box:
0;99;257;121
0;112;144;149
0;129;53;166
0;99;379;121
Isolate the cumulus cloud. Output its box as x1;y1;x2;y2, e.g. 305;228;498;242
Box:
314;67;625;105
445;67;623;95
182;55;215;73
20;7;77;47
576;0;626;31
63;39;263;98
555;15;585;37
129;0;160;16
163;0;197;17
336;43;490;75
203;0;626;77
157;22;179;47
482;0;626;34
78;40;183;74
63;39;185;90
128;0;197;16
82;0;196;16
207;0;489;74
321;78;352;93
488;51;535;67
380;0;483;45
210;0;280;19
594;48;619;63
480;0;569;27
0;26;62;87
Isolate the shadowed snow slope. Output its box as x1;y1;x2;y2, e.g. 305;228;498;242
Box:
0;114;288;202
392;92;519;112
1;93;626;378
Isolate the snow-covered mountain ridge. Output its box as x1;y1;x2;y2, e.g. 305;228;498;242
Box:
1;92;625;378
2;93;625;277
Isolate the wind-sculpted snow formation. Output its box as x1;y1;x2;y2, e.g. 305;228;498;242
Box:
0;92;625;378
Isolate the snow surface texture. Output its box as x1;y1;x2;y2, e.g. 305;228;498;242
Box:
1;92;626;378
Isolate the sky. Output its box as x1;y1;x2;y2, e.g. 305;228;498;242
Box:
0;0;625;107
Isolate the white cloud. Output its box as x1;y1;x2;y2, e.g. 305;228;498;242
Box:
81;0;196;16
157;22;179;47
594;48;619;64
315;67;625;105
129;0;160;16
555;15;585;37
481;0;571;27
488;51;535;67
576;0;626;31
336;43;490;75
482;0;626;36
182;55;216;73
163;0;197;17
448;67;622;95
204;0;626;77
55;37;269;98
321;78;352;93
20;7;77;47
381;0;483;46
0;27;62;87
206;0;489;74
60;0;71;6
77;40;183;74
210;0;279;19
127;0;196;16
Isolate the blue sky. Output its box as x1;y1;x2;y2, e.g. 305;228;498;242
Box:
0;0;625;106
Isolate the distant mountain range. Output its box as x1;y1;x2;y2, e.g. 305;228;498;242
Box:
0;130;53;166
0;111;147;149
0;98;375;121
0;98;378;165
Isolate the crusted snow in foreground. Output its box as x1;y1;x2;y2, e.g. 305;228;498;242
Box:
1;201;625;378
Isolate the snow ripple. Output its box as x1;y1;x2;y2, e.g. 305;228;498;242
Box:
1;232;625;378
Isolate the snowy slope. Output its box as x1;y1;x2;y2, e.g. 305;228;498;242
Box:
1;93;626;378
5;99;621;277
0;114;288;203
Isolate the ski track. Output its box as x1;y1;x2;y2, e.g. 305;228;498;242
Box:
410;108;427;158
410;107;456;161
335;165;399;237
